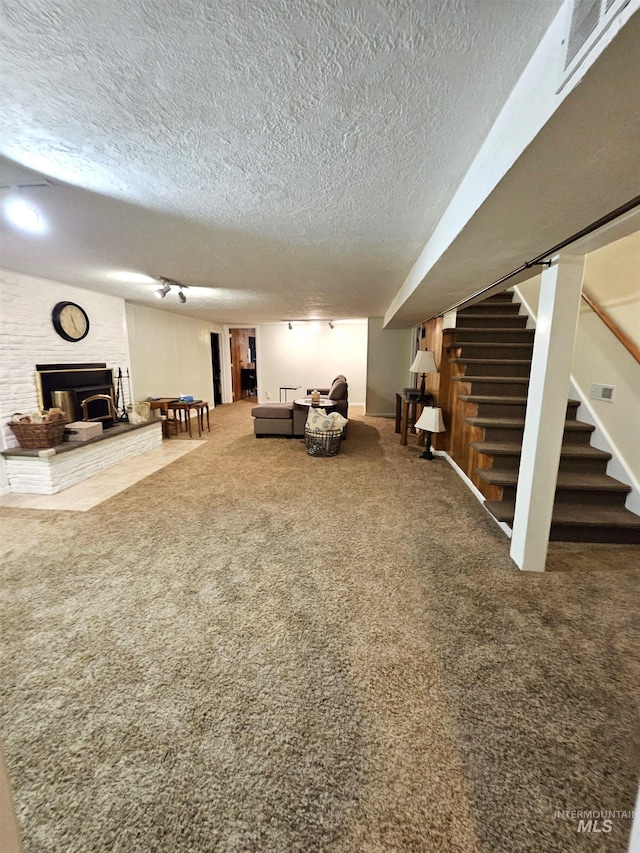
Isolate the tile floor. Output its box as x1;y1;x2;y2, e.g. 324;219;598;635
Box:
0;440;205;511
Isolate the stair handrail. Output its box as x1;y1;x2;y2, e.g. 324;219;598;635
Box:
581;288;640;365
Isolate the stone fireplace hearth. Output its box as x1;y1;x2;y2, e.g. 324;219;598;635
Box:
1;420;163;495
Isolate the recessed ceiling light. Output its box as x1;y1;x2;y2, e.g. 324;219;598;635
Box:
108;271;156;284
3;198;45;233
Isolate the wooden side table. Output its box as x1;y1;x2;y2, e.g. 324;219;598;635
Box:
192;402;210;435
167;400;210;438
395;392;433;446
148;398;180;438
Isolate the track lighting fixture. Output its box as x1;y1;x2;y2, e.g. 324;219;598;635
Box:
156;277;188;303
284;319;336;329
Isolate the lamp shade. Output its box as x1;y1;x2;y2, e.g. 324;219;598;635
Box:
415;406;445;433
409;350;437;374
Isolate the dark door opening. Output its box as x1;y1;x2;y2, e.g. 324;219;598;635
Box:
210;333;223;406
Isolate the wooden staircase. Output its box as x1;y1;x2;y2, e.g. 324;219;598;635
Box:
444;292;640;543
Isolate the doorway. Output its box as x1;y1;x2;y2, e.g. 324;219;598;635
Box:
229;328;257;401
210;333;223;406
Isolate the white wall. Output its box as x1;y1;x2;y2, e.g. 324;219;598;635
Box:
583;230;640;347
126;303;226;406
515;233;640;512
0;269;131;478
257;321;367;405
365;318;414;416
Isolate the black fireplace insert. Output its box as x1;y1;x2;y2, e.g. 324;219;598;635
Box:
36;363;116;425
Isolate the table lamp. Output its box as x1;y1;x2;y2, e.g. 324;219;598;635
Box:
414;406;445;460
409;350;437;398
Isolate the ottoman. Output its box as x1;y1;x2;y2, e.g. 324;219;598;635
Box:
251;402;294;437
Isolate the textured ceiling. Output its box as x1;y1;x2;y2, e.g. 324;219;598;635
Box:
384;8;640;325
0;0;562;323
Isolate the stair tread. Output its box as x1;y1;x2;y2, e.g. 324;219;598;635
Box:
465;416;594;432
485;500;640;528
452;375;529;383
454;327;534;333
459;394;579;406
458;304;521;311
458;394;529;404
449;358;532;365
470;440;611;459
456;311;523;317
477;469;630;491
446;342;534;349
449;358;531;365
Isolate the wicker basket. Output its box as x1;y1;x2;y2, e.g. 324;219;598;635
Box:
304;426;343;457
8;419;68;449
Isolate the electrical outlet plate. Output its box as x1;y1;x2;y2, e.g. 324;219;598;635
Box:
590;383;614;402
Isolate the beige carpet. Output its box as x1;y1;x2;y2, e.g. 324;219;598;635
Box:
1;400;639;852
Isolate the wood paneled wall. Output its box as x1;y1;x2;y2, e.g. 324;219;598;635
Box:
416;317;445;450
416;317;499;498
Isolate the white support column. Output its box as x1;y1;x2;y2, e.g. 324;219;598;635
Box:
510;254;585;572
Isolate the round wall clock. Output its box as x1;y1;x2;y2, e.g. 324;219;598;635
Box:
51;301;90;342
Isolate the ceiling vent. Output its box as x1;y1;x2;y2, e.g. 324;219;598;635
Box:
560;0;631;89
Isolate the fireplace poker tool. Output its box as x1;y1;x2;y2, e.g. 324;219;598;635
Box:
115;367;130;422
124;368;132;414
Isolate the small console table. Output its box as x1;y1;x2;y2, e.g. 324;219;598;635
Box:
149;399;210;438
168;400;210;438
395;392;434;446
279;386;301;402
